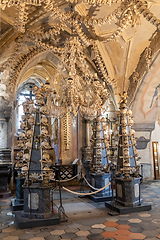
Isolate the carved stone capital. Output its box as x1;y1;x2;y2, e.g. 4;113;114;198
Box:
133;123;155;132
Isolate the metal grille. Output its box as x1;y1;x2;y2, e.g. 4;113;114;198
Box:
54;164;77;180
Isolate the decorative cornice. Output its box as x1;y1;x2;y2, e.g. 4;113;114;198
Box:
133;123;155;132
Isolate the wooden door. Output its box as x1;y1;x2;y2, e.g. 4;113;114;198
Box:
152;142;160;179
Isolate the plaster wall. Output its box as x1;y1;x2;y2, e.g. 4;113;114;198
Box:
0;120;7;149
131;54;160;180
151;121;160;142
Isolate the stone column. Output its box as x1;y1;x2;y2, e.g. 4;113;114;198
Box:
133;123;154;180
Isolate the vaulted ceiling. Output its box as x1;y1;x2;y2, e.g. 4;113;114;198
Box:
0;0;160;109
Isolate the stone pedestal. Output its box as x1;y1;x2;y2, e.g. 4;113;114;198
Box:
11;177;25;211
115;177;141;207
15;183;60;228
0;149;12;198
0;165;11;198
83;160;91;183
105;177;151;214
81;147;92;183
22;183;53;218
89;173;113;202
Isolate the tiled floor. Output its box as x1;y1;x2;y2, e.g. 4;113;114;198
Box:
1;180;160;240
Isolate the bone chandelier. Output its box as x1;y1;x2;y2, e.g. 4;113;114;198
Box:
47;36;109;118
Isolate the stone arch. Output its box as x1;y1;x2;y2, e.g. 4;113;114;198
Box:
9;49;62;98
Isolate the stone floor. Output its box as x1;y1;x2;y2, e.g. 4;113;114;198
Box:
1;180;160;240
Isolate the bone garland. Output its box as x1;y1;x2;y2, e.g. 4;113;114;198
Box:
127;30;160;105
65;0;123;6
6;47;45;94
63;110;71;150
34;39;63;54
92;43;116;86
136;1;160;29
74;21;92;47
1;21;66;69
85;4;122;27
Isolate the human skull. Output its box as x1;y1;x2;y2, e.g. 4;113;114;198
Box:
101;117;106;122
18;141;25;148
36;99;44;105
104;133;109;139
105;141;109;148
123;162;130;167
26;141;32;149
131;129;135;135
43;166;50;171
103;125;108;131
29;106;36;114
20;132;26;138
21;166;28;173
23;153;30;161
17;151;23;158
20;122;26;129
41;117;48;125
127;110;132;116
26;129;33;138
42;153;50;160
43;167;50;175
132;139;136;145
121;108;127;114
33;85;38;92
123;148;129;156
28;116;34;125
121;118;127;125
97;125;101;131
40;106;47;115
123;140;128;146
96;149;101;155
128;119;134;125
35;93;42;100
122;128;127;135
41;141;50;149
41;128;48;136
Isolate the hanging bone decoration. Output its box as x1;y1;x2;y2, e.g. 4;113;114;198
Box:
63;110;71;150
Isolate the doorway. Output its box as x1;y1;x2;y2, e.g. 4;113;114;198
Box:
152;142;160;179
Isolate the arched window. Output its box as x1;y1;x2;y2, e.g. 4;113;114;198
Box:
17;84;36;130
